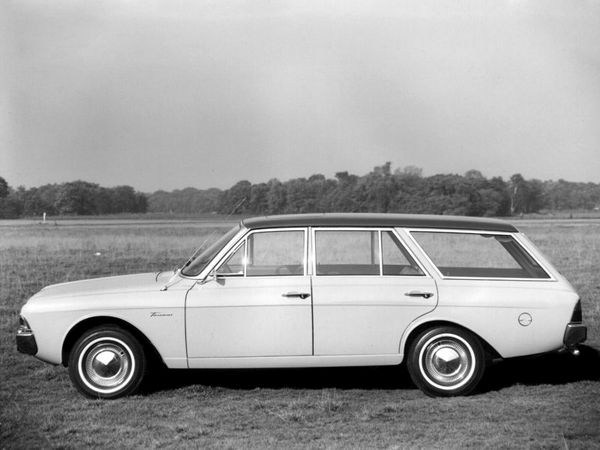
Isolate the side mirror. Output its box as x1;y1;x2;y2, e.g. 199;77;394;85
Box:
200;270;218;285
199;268;243;285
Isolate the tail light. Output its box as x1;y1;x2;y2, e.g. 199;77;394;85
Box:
570;300;583;323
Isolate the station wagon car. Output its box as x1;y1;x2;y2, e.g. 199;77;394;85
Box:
17;213;587;398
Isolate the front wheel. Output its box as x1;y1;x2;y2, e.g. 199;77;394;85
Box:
407;326;485;397
68;326;147;399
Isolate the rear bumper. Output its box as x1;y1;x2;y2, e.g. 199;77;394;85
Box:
563;323;587;348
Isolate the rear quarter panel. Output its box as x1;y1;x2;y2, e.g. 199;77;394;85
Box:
407;280;579;358
397;228;580;359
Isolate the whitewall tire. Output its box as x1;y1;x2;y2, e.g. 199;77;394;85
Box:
68;326;147;399
407;326;485;397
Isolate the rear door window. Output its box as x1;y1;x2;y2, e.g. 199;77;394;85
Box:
315;230;380;275
315;229;424;276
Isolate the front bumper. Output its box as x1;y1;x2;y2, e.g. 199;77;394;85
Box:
16;319;38;356
16;333;38;355
563;323;587;348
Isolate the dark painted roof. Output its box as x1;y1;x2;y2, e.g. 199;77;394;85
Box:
241;213;518;232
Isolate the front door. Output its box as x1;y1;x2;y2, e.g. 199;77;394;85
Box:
186;228;312;366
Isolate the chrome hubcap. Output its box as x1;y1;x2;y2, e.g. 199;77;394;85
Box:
423;338;471;386
85;343;131;389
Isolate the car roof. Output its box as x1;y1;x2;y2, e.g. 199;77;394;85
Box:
241;213;518;233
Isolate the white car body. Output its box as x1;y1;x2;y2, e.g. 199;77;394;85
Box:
17;213;587;398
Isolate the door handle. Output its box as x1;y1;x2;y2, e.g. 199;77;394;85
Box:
282;292;311;299
404;291;434;299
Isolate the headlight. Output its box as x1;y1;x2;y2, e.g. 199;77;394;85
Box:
17;316;33;335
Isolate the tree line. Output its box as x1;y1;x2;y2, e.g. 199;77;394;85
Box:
147;163;600;216
1;163;599;219
0;180;147;218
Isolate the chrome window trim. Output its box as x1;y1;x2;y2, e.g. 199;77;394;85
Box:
405;227;556;282
378;230;384;276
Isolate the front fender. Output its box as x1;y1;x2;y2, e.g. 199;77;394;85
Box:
21;283;191;368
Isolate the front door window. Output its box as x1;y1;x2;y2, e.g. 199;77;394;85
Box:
247;231;305;276
216;230;305;277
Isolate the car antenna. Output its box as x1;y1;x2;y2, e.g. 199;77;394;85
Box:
160;197;247;291
181;197;247;270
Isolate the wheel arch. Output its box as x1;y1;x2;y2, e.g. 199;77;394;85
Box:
61;316;163;367
401;320;502;362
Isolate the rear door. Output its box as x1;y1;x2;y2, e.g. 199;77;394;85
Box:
311;228;437;356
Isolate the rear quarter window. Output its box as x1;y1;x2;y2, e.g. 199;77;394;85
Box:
410;231;550;279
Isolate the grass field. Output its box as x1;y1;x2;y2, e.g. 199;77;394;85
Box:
1;217;599;448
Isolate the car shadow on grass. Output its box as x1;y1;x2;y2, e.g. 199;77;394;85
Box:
480;344;600;393
143;345;600;395
144;365;414;394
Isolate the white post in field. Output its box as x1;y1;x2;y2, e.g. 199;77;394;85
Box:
43;212;46;223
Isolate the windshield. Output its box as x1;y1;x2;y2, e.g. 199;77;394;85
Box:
180;224;242;277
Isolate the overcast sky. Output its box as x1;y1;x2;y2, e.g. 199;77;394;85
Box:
2;0;599;192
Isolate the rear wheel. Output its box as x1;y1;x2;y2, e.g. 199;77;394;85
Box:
68;326;147;399
407;326;485;397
